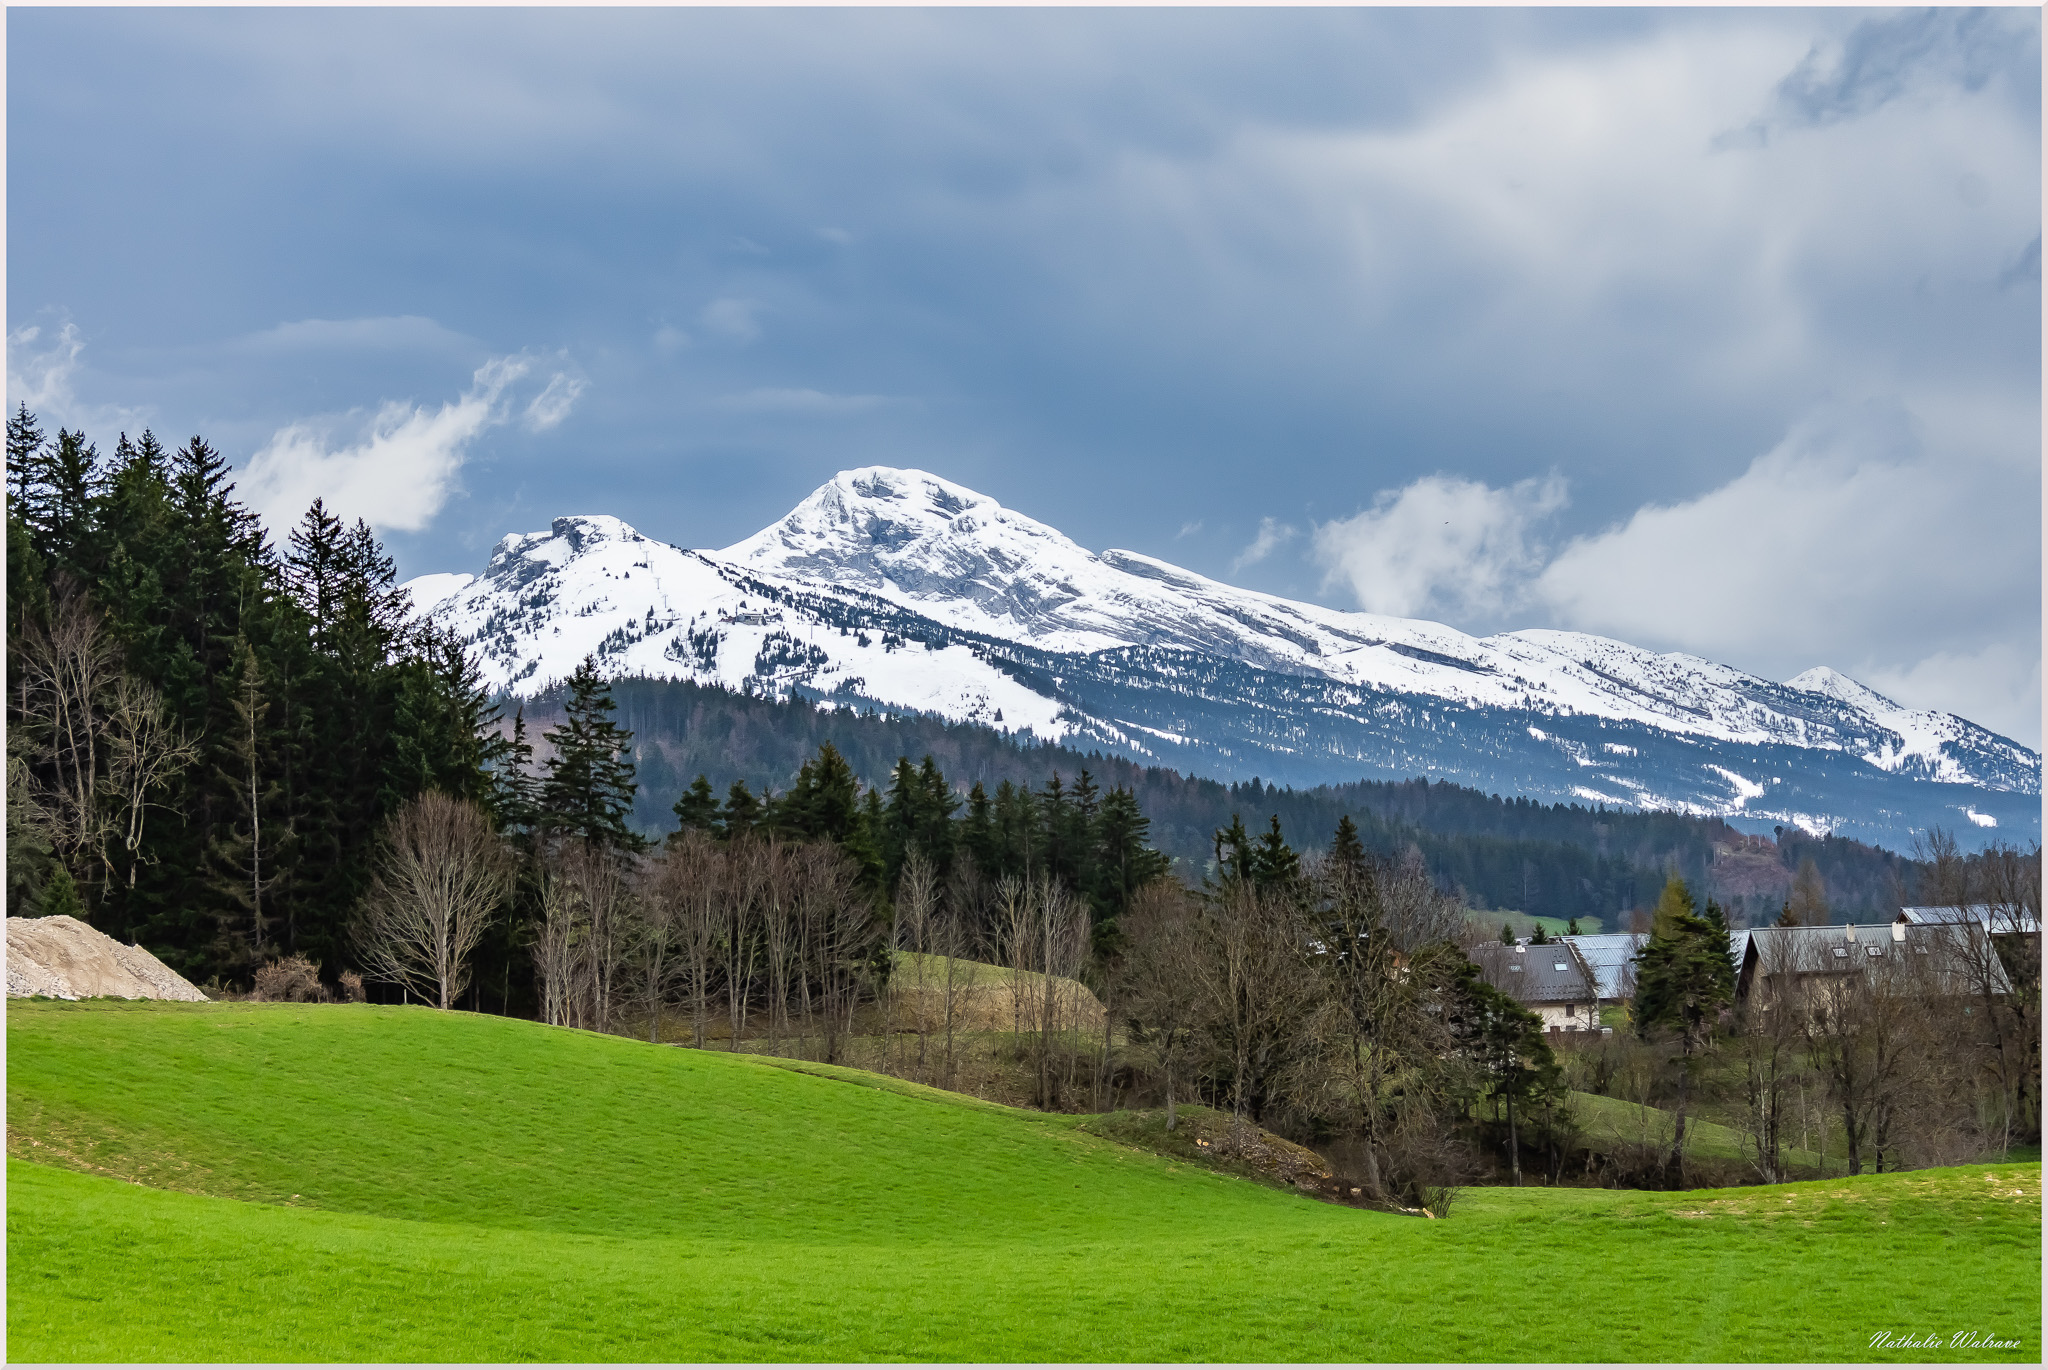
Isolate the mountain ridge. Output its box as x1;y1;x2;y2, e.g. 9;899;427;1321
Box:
406;467;2040;851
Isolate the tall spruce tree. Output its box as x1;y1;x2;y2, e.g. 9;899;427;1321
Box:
1632;875;1737;1184
1093;786;1169;928
539;657;644;850
671;773;721;837
1249;814;1300;891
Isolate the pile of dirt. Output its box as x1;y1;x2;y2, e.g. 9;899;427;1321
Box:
6;915;208;1002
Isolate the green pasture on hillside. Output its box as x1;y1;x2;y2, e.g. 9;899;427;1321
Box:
1567;1090;1833;1171
7;1001;2040;1362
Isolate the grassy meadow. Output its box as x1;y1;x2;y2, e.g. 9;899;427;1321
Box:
7;999;2040;1362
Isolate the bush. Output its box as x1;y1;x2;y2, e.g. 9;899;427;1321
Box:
251;955;329;1004
338;969;366;1003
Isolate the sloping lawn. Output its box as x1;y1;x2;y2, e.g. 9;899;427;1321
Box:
8;1000;2039;1362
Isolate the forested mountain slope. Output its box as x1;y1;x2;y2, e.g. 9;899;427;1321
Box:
517;676;1923;923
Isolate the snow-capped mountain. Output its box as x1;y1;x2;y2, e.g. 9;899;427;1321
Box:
408;467;2041;850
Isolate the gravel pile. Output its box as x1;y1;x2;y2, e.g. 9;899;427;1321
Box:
6;915;209;1002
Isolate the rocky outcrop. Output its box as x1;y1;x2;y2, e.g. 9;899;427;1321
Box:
6;915;208;1002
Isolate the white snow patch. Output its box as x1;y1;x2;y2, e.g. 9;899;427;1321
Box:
401;571;474;615
1707;765;1766;806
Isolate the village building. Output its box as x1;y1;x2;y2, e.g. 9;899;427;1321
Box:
1479;928;1759;1031
1468;937;1605;1032
1734;920;2011;1009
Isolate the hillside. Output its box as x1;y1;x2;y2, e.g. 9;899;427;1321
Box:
9;1001;2039;1361
522;675;1925;922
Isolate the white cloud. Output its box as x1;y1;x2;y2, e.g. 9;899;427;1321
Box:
1313;472;1565;620
1858;643;2041;751
1312;403;2040;744
1529;403;2040;744
523;372;585;431
6;322;84;415
231;315;477;356
1231;516;1298;572
239;353;583;534
1176;519;1204;539
700;297;764;343
5;321;148;436
714;387;896;415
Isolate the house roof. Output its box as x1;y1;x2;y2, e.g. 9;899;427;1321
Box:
1560;929;1752;1001
1899;904;2040;936
1741;922;2012;995
1470;939;1602;1006
1561;933;1642;1000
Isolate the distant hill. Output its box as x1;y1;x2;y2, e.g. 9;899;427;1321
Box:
515;676;1924;924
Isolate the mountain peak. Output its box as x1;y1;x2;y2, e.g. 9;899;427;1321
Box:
549;514;648;555
724;466;1077;563
1789;666;1902;713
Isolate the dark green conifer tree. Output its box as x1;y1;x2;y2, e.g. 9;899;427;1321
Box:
672;774;721;837
1631;875;1737;1184
1212;813;1253;886
721;780;762;840
1249;814;1300;891
1093;787;1168;916
539;657;645;851
959;781;996;873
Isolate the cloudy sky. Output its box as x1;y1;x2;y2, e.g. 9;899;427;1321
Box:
8;7;2040;745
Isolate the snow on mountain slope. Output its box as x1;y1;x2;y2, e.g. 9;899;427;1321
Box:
713;468;2035;783
416;515;1073;737
404;468;2039;841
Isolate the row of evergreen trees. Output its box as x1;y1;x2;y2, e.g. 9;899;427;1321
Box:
670;749;1173;941
6;407;503;982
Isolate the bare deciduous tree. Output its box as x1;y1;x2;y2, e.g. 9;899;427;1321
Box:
14;580;119;881
531;862;579;1028
721;836;768;1049
102;674;198;894
559;840;633;1033
1119;880;1204;1131
896;852;940;1078
1734;936;1806;1182
356;792;513;1010
657;832;725;1049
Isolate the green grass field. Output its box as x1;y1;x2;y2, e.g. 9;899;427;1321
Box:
1568;1090;1833;1171
8;1000;2039;1362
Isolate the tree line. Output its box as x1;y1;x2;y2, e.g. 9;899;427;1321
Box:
7;407;500;982
527;674;1929;923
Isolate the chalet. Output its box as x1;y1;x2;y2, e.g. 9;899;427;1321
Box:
1734;921;2011;1009
1480;929;1758;1030
1469;938;1604;1032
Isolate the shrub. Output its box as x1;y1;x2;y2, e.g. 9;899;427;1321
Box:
338;969;366;1003
251;955;329;1004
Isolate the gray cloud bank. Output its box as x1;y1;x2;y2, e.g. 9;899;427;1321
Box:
6;7;2038;743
